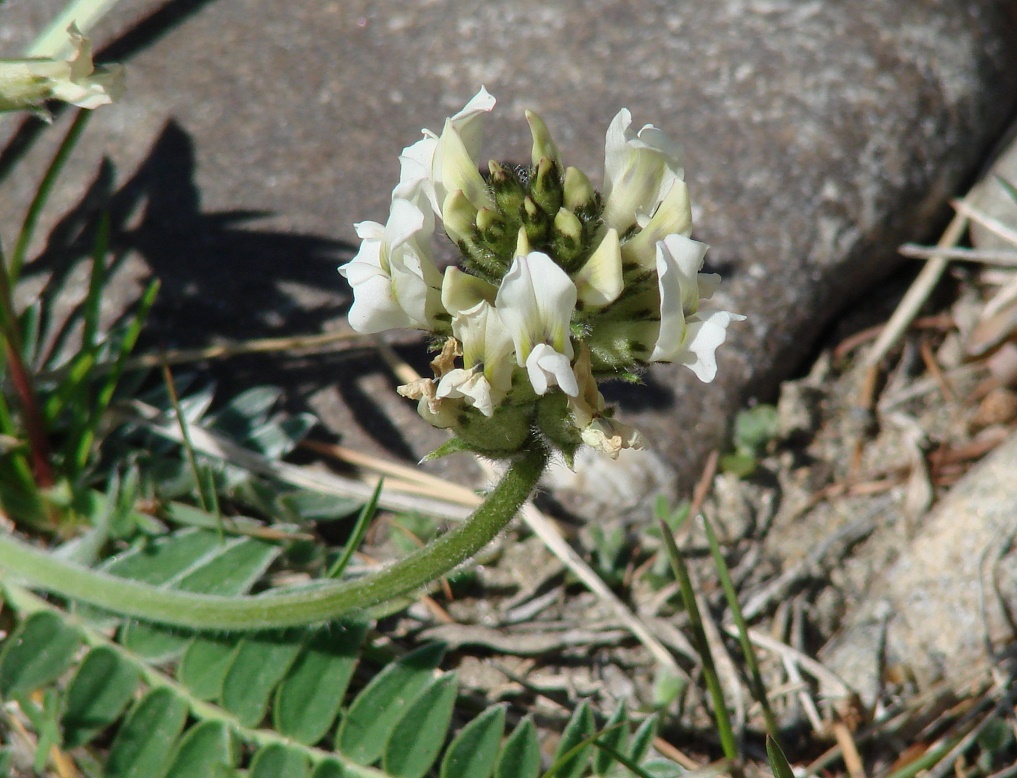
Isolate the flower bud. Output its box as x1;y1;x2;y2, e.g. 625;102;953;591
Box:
563;166;596;213
490;160;526;217
530;156;564;216
551;207;584;267
514;226;531;257
520;196;550;245
525;109;562;166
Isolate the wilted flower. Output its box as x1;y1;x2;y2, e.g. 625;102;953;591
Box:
0;25;125;118
342;88;742;461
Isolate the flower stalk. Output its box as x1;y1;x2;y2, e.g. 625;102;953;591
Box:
0;444;548;629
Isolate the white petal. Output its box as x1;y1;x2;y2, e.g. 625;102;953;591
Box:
602;109;685;235
575;228;623;307
437;368;495;417
449;87;496;158
676;309;745;382
526;344;579;397
395;136;439;214
353;220;385;242
345;274;413;334
437;118;491;210
496;252;577;363
620;181;692;270
441;267;497;317
649;235;709;362
450;301;515;404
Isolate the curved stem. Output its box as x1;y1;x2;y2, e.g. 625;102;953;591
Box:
0;446;548;630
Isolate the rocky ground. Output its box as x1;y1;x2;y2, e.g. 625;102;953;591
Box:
3;0;1017;772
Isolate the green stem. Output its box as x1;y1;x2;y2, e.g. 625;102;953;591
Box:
24;0;124;58
0;445;548;630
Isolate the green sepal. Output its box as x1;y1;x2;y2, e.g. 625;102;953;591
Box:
454;404;534;458
520;197;550;247
489;161;527;219
535;393;581;462
421;437;475;462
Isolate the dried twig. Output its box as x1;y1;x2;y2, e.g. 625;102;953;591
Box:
899;243;1017;266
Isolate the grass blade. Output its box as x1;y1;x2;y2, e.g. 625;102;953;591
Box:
657;517;738;763
10;111;91;282
326;479;382;579
700;514;780;740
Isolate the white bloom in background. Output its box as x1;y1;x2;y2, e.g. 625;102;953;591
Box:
601;109;685;236
395;87;496;219
496;252;579;397
649;233;745;381
436;301;515;416
339;194;444;333
0;25;125;116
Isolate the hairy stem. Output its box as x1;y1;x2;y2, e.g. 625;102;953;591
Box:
0;445;548;630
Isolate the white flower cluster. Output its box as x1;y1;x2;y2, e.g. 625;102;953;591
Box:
340;88;743;460
0;25;125;119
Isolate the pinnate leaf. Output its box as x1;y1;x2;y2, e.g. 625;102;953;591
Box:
220;629;305;728
495;717;540;778
61;645;140;748
165;720;236;776
273;621;367;745
440;703;506;778
383;672;459;778
106;687;189;778
335;641;446;765
0;611;81;697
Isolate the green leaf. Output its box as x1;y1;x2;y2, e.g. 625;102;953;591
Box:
440;703;506;778
336;642;446;765
310;758;347;778
61;645;141;748
273;622;367;745
177;634;238;701
0;748;13;777
637;759;684;777
383;672;459;778
249;743;309;778
495;718;540;778
102;529;225;583
209;386;282;437
165;720;236;777
220;629;305;728
732;404;779;455
120;534;281;660
626;715;658;765
278;489;362;523
766;736;795;778
592;702;628;775
106;688;189;778
547;701;595;778
718;452;757;478
0;611;81;696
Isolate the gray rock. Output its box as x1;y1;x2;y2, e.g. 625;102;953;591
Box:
2;0;1016;485
821;429;1017;705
